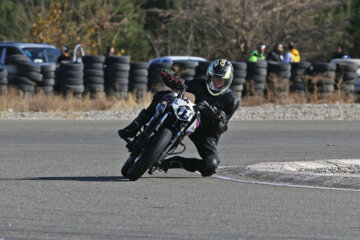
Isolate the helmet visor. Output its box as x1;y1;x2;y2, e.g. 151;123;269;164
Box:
208;76;226;91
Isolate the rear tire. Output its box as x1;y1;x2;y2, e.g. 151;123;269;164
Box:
126;128;173;181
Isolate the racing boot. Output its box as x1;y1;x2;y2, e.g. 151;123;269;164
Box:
118;109;150;139
160;156;218;177
159;156;197;173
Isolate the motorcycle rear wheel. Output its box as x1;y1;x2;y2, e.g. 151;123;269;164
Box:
126;128;173;181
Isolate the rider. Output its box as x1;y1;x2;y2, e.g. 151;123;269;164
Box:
118;59;240;177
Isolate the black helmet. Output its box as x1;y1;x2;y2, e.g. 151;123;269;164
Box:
205;59;234;96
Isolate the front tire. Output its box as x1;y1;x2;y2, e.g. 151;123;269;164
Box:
121;158;133;178
126;128;173;181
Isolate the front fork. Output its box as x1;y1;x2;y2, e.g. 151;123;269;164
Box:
127;112;170;153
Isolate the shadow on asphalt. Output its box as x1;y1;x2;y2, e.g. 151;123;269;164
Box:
0;176;201;182
144;176;201;179
0;176;129;182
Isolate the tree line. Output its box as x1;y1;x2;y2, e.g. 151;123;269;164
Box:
0;0;359;62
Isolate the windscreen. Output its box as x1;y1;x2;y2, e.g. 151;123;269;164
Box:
23;47;60;63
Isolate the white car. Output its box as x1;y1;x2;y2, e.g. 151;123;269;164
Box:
148;55;208;67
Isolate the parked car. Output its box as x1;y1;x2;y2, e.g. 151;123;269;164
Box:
0;42;60;65
147;56;210;87
0;42;60;93
148;55;208;67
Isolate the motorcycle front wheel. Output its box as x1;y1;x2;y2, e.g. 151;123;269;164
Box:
126;128;173;181
121;157;134;178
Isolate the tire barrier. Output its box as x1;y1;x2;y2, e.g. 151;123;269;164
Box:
246;61;267;96
0;68;8;94
13;62;43;96
38;64;56;95
290;61;311;97
83;55;105;98
104;56;130;98
266;61;291;98
57;61;84;97
5;54;28;65
339;62;357;96
148;62;172;93
231;61;247;99
129;62;148;101
5;55;26;87
2;54;360;102
195;61;210;79
310;62;336;95
172;61;197;81
331;59;360;99
353;60;360;96
331;59;359;97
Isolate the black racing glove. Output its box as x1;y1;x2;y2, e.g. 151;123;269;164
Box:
195;101;228;133
216;110;227;123
160;68;185;90
196;101;226;123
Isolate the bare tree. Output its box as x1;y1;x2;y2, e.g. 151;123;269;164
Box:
146;0;344;61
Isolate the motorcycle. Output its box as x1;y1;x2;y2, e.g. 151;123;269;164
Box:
120;85;216;181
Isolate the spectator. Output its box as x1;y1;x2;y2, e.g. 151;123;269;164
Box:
249;43;266;62
105;45;115;57
331;45;350;59
56;45;70;65
283;42;301;63
266;43;284;62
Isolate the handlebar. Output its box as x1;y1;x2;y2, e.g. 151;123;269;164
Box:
178;84;187;98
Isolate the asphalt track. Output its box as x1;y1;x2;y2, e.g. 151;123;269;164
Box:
0;120;360;240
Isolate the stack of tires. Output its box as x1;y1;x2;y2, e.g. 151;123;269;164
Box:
57;61;84;97
290;61;311;97
0;68;7;94
331;59;359;97
246;61;267;96
129;62;148;101
310;62;336;95
195;61;210;79
230;62;246;99
172;61;197;81
266;61;291;98
339;62;357;96
83;55;106;98
356;61;360;97
14;62;43;96
39;64;56;95
104;56;130;98
5;54;28;65
148;62;172;93
5;55;29;93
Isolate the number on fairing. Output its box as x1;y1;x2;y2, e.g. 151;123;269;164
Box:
177;106;191;120
172;98;195;121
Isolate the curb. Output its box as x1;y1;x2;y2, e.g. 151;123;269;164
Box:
218;159;360;189
248;159;360;176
